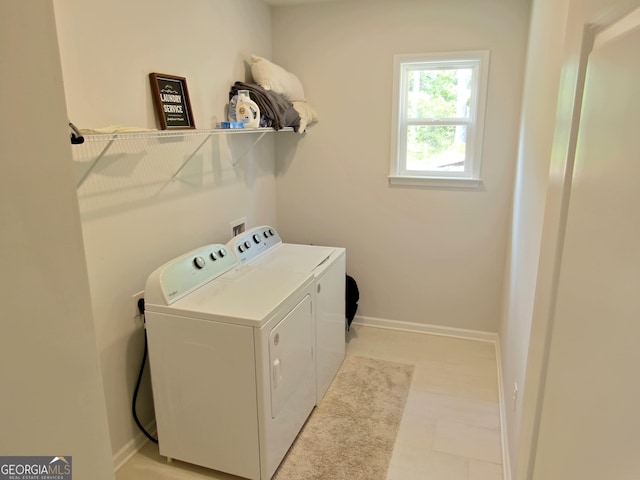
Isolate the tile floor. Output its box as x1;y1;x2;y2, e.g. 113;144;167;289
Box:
116;325;504;480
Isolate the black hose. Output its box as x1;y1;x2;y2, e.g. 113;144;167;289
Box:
132;309;158;444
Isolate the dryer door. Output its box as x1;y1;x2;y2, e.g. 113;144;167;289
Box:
269;294;314;419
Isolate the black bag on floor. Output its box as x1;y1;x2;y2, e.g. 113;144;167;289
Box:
345;274;359;330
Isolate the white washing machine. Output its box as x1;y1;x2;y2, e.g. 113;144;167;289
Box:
144;243;316;480
227;226;346;403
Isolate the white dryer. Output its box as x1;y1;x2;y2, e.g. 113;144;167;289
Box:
144;244;316;480
227;226;346;403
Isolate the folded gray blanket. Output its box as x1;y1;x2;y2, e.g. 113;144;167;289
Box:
230;82;300;132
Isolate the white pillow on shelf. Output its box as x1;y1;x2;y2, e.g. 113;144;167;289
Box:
292;101;318;134
250;54;305;102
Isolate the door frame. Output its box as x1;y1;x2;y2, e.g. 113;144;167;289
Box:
519;2;640;480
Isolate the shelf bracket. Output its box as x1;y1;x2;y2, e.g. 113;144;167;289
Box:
169;133;213;182
231;131;268;166
76;135;117;188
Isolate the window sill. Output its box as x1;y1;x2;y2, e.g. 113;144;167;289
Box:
388;175;483;189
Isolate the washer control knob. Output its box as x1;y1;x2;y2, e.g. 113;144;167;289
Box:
218;248;225;257
268;228;275;236
238;245;245;253
209;252;217;261
244;241;251;249
193;256;206;269
253;234;261;243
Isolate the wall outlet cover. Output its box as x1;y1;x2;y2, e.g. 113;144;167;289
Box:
230;217;247;237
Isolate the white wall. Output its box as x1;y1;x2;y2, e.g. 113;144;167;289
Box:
272;0;531;333
533;12;640;477
499;0;569;472
0;2;113;478
53;0;277;461
502;0;640;478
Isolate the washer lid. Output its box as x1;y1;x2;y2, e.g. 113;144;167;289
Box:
147;266;313;327
247;243;337;273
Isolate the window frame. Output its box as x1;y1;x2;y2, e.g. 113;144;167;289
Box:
389;50;490;188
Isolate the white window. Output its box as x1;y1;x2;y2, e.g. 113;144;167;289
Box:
389;51;490;188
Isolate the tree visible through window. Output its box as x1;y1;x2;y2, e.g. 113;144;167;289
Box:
390;51;489;187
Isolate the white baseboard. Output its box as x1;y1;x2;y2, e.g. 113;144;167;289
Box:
495;340;512;480
351;314;510;478
113;420;156;471
351;315;498;343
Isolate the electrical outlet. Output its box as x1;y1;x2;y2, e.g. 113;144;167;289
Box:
132;290;145;318
513;382;519;410
230;217;246;237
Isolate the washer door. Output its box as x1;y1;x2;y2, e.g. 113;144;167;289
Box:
269;294;314;419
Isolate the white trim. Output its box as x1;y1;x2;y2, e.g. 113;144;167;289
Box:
113;420;157;471
390;50;490;187
389;175;483;189
495;339;512;480
593;5;640;49
351;314;498;343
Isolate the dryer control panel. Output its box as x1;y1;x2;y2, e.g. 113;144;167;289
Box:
227;225;282;264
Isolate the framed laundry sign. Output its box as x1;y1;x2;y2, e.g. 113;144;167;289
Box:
149;73;195;130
